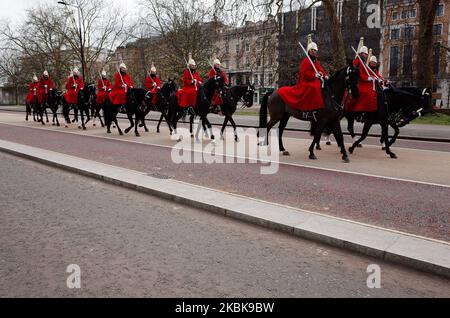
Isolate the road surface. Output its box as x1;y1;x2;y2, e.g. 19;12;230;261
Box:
0;152;449;297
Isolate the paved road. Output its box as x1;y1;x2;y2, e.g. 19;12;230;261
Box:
0;152;448;297
0;120;448;242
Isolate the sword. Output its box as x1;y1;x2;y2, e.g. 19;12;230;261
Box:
351;46;381;91
98;71;105;90
207;59;217;76
184;57;198;91
298;41;324;88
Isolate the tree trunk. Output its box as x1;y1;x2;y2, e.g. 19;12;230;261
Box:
416;0;440;111
322;0;346;71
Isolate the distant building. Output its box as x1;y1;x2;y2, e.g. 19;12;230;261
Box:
382;0;450;108
209;19;279;104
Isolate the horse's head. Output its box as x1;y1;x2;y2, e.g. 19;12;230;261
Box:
346;60;360;99
242;83;255;107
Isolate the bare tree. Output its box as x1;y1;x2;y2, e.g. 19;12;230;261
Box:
0;48;26;105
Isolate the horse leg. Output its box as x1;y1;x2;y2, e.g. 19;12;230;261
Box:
80;108;86;130
25;104;29;121
54;109;60;127
332;121;349;163
279;112;291;155
386;125;399;149
204;117;215;141
189;114;194;137
308;120;327;160
134;114;141;137
381;122;396;159
349;122;372;154
347;114;361;147
44;108;49;122
113;112;123;135
157;113;164;133
162;113;173;134
124;111;135;134
220;117;229;140
260;117;279;146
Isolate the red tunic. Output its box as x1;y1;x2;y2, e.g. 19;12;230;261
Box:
26;82;39;103
109;72;134;105
96;78;112;105
208;68;229;105
145;75;162;105
64;76;85;104
177;69;202;108
278;57;327;111
37;77;54;103
344;57;377;112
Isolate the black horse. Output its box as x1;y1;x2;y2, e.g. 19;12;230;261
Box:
39;89;63;126
155;78;178;134
25;94;41;122
62;88;91;130
347;84;432;158
103;88;153;137
259;61;359;162
218;83;255;142
169;75;225;141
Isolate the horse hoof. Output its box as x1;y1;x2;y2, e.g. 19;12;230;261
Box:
390;153;397;159
157;130;160;133
316;146;322;151
357;144;363;148
78;126;81;129
57;123;60;127
135;133;140;137
125;129;130;134
93;124;96;127
342;156;350;163
282;151;290;156
52;123;55;126
326;142;331;146
190;134;194;138
382;147;386;151
107;130;111;134
119;132;124;136
349;147;354;154
83;127;86;131
309;154;317;160
235;136;239;143
65;125;68;128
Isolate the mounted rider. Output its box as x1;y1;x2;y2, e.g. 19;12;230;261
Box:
109;62;134;106
26;75;39;104
208;57;229;114
367;51;389;87
345;37;378;114
278;34;328;114
178;53;202;108
96;70;112;105
37;70;54;104
145;62;161;107
64;68;85;105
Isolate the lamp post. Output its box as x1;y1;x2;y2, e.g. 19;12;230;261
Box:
58;1;87;82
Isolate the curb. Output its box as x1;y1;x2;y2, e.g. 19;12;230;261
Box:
1;139;449;278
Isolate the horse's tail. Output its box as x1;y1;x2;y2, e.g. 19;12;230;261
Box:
259;92;271;128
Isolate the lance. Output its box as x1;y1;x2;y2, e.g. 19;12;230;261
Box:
298;41;324;88
184;57;198;91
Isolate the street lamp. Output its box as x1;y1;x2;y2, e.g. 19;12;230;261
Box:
57;1;86;82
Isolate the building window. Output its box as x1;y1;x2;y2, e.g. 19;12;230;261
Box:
389;46;399;77
392;12;398;21
311;6;317;31
401;11;407;19
433;24;443;35
268;73;273;85
391;28;400;40
236;44;240;53
436;4;444;17
403;44;413;76
433;43;440;75
409;9;416;18
404;26;415;39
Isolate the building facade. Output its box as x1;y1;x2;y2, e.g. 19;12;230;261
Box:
382;0;450;108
